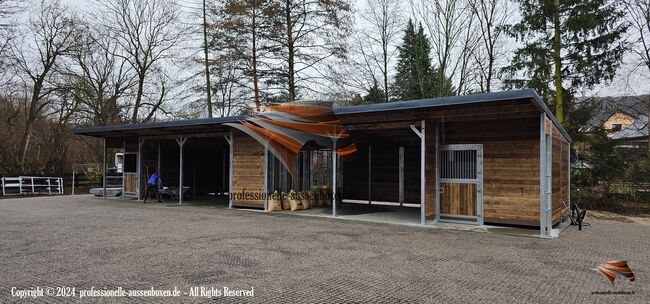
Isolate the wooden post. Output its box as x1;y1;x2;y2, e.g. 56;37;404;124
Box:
224;132;233;208
399;146;404;206
103;138;107;199
368;145;372;205
332;141;337;217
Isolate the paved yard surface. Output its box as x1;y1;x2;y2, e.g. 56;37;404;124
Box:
0;196;648;303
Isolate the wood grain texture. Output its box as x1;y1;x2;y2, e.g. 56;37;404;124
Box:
124;173;137;194
440;183;477;216
232;133;265;208
552;127;569;224
441;117;540;225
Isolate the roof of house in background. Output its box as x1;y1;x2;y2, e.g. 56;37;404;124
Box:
75;89;571;142
611;115;649;140
577;95;649;132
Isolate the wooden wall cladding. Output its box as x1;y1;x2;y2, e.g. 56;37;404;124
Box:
440;183;477;216
124;173;137;194
442;117;540;225
232;133;265;208
552;127;569;223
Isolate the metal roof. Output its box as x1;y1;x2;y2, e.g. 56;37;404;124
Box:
74;89;572;142
611;115;648;140
73;115;245;137
334;89;571;142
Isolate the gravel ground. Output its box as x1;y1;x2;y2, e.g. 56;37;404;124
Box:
0;195;648;303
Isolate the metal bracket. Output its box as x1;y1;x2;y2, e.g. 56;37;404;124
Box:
410;123;423;139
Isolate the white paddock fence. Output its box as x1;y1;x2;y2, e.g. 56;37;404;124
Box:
1;176;64;196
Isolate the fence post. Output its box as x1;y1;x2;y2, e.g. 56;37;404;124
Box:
72;171;75;195
47;179;51;194
31;177;35;194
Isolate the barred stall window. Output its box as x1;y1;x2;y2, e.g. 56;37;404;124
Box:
439;149;478;180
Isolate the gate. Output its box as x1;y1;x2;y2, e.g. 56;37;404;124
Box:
438;144;483;225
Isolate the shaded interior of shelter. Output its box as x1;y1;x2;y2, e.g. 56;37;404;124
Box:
105;136;230;205
339;128;422;224
256;126;423;225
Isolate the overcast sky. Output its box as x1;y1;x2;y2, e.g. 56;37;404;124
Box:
58;0;649;98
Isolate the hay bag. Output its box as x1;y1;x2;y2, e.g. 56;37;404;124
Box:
267;198;282;212
289;199;303;211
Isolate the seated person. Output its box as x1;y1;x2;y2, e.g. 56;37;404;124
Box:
143;171;163;203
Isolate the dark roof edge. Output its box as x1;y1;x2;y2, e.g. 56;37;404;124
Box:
73;115;246;136
334;89;572;143
75;89;572;143
528;90;573;143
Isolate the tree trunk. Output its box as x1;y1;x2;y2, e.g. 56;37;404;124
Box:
252;6;261;112
203;0;213;118
17;120;34;172
286;1;296;102
18;78;44;173
553;0;564;123
383;37;388;102
132;74;145;122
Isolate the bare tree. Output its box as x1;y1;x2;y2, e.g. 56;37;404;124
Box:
408;0;480;95
0;1;24;77
211;49;253;116
267;0;353;101
219;0;276;112
468;0;512;92
623;0;650;155
62;24;136;126
9;0;79;172
97;0;185;122
202;0;213;117
357;0;403;102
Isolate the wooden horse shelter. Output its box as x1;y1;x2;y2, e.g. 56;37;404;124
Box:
75;89;571;238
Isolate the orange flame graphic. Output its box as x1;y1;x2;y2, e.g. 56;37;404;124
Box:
592;261;636;287
225;103;357;175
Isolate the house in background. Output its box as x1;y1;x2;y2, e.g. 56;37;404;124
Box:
577;95;649;154
603;112;637;135
611;115;648;149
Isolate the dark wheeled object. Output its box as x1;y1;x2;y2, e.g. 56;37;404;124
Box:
563;200;587;231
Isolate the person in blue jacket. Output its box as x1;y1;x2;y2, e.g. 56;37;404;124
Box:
144;171;163;203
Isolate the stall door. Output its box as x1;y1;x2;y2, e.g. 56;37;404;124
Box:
122;153;138;196
438;145;483;224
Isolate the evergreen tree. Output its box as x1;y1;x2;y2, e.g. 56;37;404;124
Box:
393;20;453;101
363;80;386;104
504;0;628;123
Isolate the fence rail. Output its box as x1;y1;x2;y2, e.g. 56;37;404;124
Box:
1;176;64;196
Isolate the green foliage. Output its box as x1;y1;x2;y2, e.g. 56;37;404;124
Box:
626;158;650;185
588;128;625;193
393;20;454;101
363;80;386;104
504;0;628;98
562;95;592;143
83;165;103;183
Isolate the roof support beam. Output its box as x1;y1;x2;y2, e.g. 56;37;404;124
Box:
102;138;107;199
332;141;338;218
176;135;187;205
411;120;426;225
224;132;233;208
368;145;372;205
